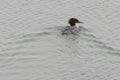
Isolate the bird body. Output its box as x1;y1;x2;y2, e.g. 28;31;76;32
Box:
62;18;83;35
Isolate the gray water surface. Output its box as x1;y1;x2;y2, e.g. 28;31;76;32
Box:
1;0;120;80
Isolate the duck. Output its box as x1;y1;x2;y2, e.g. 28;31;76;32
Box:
62;18;83;35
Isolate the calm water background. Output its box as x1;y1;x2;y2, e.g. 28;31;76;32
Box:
1;0;120;80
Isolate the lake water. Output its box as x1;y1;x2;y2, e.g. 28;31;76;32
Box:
1;0;120;80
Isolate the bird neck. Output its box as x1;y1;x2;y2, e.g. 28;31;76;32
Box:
70;23;75;26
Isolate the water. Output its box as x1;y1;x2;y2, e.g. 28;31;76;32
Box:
1;0;120;80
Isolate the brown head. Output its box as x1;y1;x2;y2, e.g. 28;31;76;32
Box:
68;18;83;26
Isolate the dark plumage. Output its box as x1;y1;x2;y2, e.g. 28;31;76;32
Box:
68;18;83;26
62;18;83;35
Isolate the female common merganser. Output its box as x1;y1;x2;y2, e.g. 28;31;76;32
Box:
62;18;83;35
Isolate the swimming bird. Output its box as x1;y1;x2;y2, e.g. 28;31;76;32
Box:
62;18;83;35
